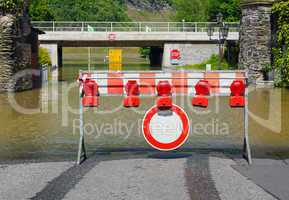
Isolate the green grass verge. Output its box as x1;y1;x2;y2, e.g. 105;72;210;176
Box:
177;54;229;70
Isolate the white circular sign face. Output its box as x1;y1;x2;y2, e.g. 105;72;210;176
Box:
149;112;183;144
142;104;190;151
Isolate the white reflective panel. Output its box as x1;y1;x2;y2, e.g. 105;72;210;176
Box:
122;73;140;85
187;72;204;95
92;73;108;94
155;73;173;85
219;73;236;87
149;112;183;144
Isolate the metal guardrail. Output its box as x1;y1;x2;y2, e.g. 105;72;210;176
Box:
32;21;240;33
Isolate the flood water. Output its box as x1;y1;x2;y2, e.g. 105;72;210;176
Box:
0;65;289;162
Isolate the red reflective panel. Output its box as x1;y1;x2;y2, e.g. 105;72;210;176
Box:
157;81;172;96
230;80;245;96
192;96;209;108
123;96;140;107
156;96;173;110
195;80;210;96
125;80;140;96
82;96;99;107
83;80;99;97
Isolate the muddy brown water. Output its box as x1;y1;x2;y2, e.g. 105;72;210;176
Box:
0;68;288;161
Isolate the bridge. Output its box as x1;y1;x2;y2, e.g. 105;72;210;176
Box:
33;21;240;68
34;21;240;46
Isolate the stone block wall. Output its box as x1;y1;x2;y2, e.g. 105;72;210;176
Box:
239;1;274;83
0;14;39;92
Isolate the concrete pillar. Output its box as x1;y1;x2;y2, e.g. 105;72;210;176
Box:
162;43;219;69
149;47;163;70
57;45;63;81
40;44;59;68
57;45;63;68
40;44;63;81
239;0;275;83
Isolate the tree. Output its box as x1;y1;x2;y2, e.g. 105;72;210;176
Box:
208;0;241;22
30;0;130;21
29;0;54;21
172;0;209;22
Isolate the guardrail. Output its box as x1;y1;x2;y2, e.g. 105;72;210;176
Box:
32;21;240;33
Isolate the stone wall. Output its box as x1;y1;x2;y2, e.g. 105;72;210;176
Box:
0;14;39;92
239;1;274;83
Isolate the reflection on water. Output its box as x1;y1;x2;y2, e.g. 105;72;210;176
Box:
0;66;288;161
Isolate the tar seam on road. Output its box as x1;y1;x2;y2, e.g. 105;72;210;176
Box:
30;156;104;200
184;154;221;200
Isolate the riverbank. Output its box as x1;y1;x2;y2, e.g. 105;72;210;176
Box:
1;152;288;200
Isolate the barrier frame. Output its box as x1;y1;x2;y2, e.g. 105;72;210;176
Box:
76;70;252;165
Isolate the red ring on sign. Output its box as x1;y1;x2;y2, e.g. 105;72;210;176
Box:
142;104;190;151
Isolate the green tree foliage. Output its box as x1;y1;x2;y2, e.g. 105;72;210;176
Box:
139;47;150;59
38;47;51;65
272;0;289;87
29;0;129;21
172;0;209;21
28;0;240;22
28;0;54;21
0;0;24;15
208;0;241;22
172;0;240;22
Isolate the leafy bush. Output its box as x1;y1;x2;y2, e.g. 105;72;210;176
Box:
38;47;51;66
139;47;150;59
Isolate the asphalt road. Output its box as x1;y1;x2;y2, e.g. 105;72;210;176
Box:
0;152;282;200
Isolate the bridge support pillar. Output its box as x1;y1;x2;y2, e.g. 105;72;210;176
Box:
162;43;219;69
40;44;63;81
239;0;275;83
149;47;163;70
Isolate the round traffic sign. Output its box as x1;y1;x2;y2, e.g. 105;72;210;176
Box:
142;104;190;151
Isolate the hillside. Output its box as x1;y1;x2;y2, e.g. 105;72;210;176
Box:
28;0;240;22
125;0;174;21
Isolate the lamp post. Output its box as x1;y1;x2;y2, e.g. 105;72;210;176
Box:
207;13;229;70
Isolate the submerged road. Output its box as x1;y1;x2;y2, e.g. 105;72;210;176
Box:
1;152;286;200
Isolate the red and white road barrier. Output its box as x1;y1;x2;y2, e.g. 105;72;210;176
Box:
78;71;246;96
76;70;252;165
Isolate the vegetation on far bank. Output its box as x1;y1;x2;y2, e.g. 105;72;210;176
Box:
177;54;229;70
38;47;51;66
28;0;241;22
272;0;289;87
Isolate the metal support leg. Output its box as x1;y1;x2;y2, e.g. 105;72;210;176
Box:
243;87;252;165
77;101;87;165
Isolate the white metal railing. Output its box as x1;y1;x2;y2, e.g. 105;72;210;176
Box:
32;21;240;33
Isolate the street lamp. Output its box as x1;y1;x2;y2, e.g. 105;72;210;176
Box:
207;13;229;70
221;26;229;39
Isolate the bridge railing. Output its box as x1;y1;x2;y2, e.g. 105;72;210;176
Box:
32;21;240;32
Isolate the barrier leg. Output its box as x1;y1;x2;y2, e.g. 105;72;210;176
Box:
77;102;87;165
243;88;252;164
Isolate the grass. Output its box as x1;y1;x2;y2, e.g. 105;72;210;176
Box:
177;54;230;70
